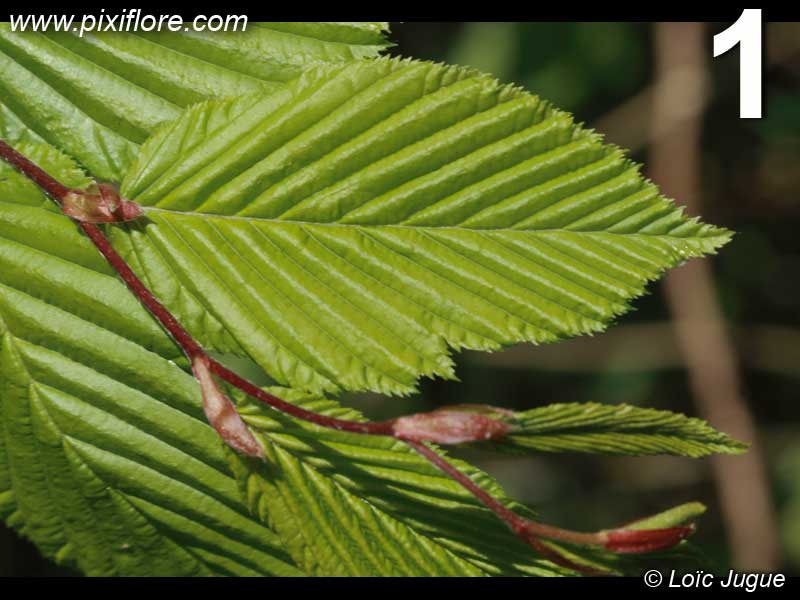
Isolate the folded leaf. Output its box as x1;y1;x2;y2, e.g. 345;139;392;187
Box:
495;403;747;457
536;502;711;574
0;22;390;179
115;57;732;397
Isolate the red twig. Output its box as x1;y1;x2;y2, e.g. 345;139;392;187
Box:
208;359;394;435
0;139;71;199
0;138;695;573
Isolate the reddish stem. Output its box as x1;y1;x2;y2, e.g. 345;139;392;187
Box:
0;139;71;199
208;359;394;435
407;440;608;575
0;138;695;573
78;221;206;358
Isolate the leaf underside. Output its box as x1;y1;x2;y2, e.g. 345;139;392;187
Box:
0;22;390;180
114;57;731;398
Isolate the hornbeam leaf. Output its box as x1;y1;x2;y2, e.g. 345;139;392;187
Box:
116;57;732;397
495;403;747;457
0;22;390;180
0;146;301;575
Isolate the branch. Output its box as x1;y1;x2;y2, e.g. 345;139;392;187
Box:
649;23;780;572
0;138;697;574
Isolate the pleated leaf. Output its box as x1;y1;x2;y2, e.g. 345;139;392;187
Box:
0;22;390;180
116;57;732;397
495;403;747;457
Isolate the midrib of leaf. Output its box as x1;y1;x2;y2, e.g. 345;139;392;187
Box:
139;209;725;334
144;205;728;238
0;22;391;180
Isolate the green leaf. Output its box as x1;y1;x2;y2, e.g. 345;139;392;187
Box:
116;57;731;397
494;403;747;457
0;145;301;576
624;502;706;530
0;22;390;180
229;390;566;576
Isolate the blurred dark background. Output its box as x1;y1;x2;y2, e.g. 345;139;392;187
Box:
2;21;798;576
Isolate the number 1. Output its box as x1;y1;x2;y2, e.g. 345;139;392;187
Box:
713;9;763;119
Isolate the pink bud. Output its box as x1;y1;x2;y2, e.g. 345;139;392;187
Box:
62;183;143;223
391;406;513;444
604;525;695;553
117;199;144;221
192;357;264;458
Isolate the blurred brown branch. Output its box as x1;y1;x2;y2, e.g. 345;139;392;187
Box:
651;22;779;572
593;22;800;153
